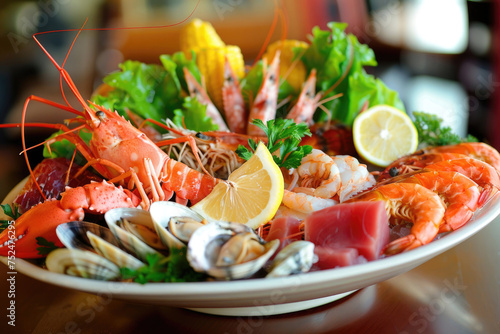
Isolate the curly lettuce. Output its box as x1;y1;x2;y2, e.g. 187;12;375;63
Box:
301;22;404;126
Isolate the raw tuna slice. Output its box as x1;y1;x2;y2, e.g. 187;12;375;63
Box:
304;201;389;261
265;216;301;252
312;247;366;270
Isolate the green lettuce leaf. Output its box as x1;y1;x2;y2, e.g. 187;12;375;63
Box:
160;51;201;93
302;22;403;126
42;129;92;163
173;97;219;132
93;60;182;122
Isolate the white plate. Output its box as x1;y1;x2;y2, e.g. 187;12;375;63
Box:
2;179;500;316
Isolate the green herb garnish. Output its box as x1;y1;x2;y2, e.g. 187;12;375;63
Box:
120;249;206;284
236;119;312;169
413;111;477;146
36;237;60;256
0;204;21;233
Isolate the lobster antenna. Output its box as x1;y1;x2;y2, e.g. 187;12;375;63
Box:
31;0;202;123
59;18;89;111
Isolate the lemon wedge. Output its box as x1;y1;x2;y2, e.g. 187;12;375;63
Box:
353;104;418;167
192;142;284;229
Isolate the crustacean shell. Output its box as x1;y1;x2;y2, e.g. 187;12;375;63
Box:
105;208;165;262
46;248;120;281
265;241;316;278
56;221;119;252
187;221;279;280
150;201;205;249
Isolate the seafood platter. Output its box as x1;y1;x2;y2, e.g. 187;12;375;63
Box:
1;18;500;315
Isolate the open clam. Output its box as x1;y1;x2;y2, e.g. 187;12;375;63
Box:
266;241;316;278
187;221;279;280
150;201;205;249
56;221;119;252
46;248;120;281
87;231;145;270
104;208;165;262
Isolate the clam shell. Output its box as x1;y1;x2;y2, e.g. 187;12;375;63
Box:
150;201;204;249
87;231;145;270
105;208;165;262
266;241;316;278
46;248;120;281
187;221;279;280
56;221;119;252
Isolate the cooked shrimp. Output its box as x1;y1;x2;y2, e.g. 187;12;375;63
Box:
222;56;247;134
379;170;481;232
422;142;500;171
333;155;376;202
247;51;280;136
298;149;341;198
425;157;500;205
184;68;229;131
282;189;337;214
286;69;321;125
378;152;468;182
346;183;446;255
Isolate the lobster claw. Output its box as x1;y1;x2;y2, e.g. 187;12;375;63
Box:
0;181;142;259
0;200;70;258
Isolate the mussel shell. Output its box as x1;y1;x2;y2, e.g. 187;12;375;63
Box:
56;221;119;252
87;231;144;270
105;208;165;262
266;241;316;278
150;201;204;249
187;221;279;280
46;248;120;281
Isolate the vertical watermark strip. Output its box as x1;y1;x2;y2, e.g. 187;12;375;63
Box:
6;220;17;327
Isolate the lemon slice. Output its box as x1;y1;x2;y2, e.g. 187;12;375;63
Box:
353;104;418;167
192;142;284;229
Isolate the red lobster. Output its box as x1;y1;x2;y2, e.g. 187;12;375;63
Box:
0;16;220;258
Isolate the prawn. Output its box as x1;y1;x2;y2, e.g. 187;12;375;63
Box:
422;142;500;171
333;155;376;202
346;183;446;255
247;51;281;136
222;56;247;134
377;152;469;182
183;68;229;131
424;157;500;204
377;170;481;232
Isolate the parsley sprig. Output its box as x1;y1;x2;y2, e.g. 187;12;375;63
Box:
0;204;21;233
413;111;477;146
36;237;60;256
236;119;313;169
120;249;206;284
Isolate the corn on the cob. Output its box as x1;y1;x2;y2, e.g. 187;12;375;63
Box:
180;19;225;57
263;40;308;92
196;45;245;112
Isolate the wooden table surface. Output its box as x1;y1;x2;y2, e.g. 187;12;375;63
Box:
1;211;499;334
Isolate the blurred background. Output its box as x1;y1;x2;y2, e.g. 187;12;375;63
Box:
0;0;498;199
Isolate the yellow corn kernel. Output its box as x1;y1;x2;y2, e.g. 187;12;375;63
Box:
196;45;245;112
263;40;309;92
180;19;225;57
